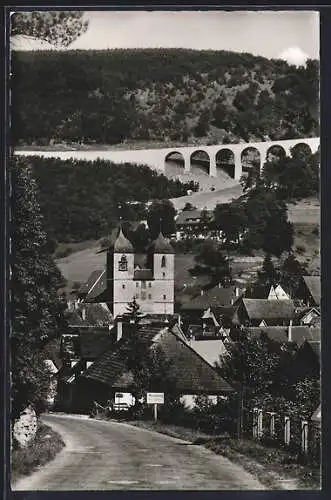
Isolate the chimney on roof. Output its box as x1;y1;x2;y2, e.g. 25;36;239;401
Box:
117;316;123;342
288;319;293;342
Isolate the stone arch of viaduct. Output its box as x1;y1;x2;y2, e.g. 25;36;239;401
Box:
15;137;319;181
161;137;319;179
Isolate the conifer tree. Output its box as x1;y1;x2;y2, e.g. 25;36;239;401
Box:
10;158;67;419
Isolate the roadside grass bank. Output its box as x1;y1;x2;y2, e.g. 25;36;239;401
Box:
11;422;65;484
126;420;320;490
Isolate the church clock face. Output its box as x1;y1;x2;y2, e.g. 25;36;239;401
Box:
118;255;128;271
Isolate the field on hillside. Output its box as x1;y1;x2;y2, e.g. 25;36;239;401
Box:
56;196;320;293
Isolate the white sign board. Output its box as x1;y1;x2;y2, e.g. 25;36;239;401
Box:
147;392;164;405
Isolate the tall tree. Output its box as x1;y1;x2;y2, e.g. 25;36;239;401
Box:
147;199;176;240
190;240;232;287
280;253;307;297
243;186;294;257
213;202;247;246
11;11;89;47
10;158;67;419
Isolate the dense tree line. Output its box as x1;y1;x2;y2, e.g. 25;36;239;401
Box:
16;155;196;243
11;49;319;146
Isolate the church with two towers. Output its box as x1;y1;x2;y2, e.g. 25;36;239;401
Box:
77;228;175;318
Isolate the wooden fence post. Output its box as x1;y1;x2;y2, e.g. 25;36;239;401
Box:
257;409;263;439
252;408;258;438
301;420;309;455
268;412;276;438
284;416;291;445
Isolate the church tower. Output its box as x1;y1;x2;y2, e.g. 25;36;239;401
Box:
152;232;175;314
113;228;135;317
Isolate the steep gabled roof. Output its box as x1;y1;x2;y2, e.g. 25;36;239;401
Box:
80;328;113;360
84;271;108;302
303;276;321;305
247;326;321;345
242;299;295;320
83;324;234;394
78;270;104;296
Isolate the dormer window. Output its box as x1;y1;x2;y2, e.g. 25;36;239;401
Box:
118;255;128;271
161;256;166;268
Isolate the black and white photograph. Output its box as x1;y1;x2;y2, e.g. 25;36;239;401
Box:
8;8;321;491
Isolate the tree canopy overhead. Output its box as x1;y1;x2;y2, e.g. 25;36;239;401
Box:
11;11;89;47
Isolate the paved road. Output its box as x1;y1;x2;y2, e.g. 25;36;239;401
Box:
13;413;265;491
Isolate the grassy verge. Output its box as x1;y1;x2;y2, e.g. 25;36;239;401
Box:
126;420;320;490
11;421;65;484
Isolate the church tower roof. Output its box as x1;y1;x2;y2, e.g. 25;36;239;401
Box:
152;232;175;254
114;228;134;253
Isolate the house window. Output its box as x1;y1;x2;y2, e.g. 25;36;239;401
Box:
118;255;128;271
141;281;146;289
135;293;139;299
148;293;152;300
161;255;166;268
162;272;166;278
148;282;152;288
136;282;139;287
163;294;166;300
122;284;126;289
141;291;146;300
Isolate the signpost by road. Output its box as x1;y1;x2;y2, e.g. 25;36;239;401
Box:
147;392;164;421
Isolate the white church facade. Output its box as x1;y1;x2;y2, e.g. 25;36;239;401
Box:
112;229;175;317
77;228;175;318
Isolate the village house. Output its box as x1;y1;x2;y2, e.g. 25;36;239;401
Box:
232;298;295;327
175;208;217;240
58;318;235;413
295;275;321;308
76;228;175;318
246;325;320;346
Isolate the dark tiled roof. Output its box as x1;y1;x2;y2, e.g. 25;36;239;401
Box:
78;270;104;296
303;276;321;305
85;270;108;302
176;209;212;225
134;269;154;280
247;326;321;345
242;299;295;320
83;324;234;394
80;329;113;360
205;286;236;306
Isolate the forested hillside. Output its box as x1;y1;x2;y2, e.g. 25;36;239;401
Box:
12;49;319;146
14;155;197;243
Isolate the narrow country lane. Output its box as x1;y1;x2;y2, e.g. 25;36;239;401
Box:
12;413;265;491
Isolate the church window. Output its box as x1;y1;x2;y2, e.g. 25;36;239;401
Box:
118;255;128;271
162;272;166;278
161;256;166;268
163;294;166;300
